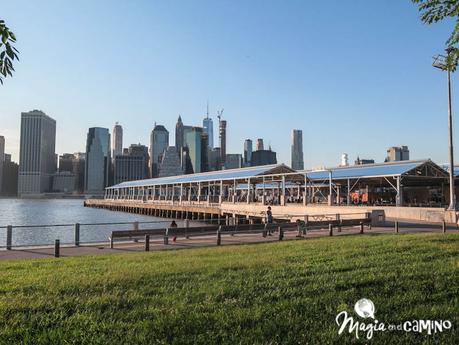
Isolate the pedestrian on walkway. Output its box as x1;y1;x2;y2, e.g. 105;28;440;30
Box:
170;220;178;242
266;206;273;236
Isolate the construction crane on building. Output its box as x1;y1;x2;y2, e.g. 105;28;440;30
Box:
217;109;224;123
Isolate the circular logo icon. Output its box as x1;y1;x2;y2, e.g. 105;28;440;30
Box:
354;298;375;319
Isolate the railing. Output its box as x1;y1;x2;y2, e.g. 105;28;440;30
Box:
0;220;193;249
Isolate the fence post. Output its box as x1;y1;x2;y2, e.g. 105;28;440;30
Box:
360;222;364;234
304;216;309;235
184;219;190;239
278;226;283;240
442;221;446;234
6;225;12;250
395;221;399;234
54;239;60;258
164;228;169;245
145;234;150;251
217;226;221;246
263;224;267;238
336;214;341;232
74;223;80;246
329;224;333;236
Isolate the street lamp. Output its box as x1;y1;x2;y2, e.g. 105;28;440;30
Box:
432;47;456;210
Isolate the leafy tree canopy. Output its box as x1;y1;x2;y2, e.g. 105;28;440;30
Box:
0;19;19;84
413;0;459;70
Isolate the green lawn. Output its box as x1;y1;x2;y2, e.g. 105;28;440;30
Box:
0;233;457;344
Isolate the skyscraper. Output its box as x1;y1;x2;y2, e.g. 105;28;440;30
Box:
203;107;214;149
59;153;75;172
73;152;85;193
112;122;123;160
175;115;184;149
85;127;111;193
219;119;227;167
386;146;410;162
201;131;209;172
291;129;304;170
158;146;184;177
18;110;56;196
184;127;203;173
251;148;277;167
150;124;169;178
256;138;264;151
244;139;252;166
1;154;18;196
114;144;149;184
0;136;4;193
224;154;243;169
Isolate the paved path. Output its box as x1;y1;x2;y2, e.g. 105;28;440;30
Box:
0;225;456;261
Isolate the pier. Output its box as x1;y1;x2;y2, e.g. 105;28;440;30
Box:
85;162;458;225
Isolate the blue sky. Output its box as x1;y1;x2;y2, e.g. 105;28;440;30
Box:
0;0;457;168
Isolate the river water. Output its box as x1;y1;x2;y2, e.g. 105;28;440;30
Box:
0;199;179;247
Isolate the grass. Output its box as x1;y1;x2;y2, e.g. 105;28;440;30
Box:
0;233;458;344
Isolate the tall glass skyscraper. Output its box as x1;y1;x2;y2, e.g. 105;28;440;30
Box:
85;127;111;193
184;127;203;174
18;110;56;196
203;116;214;149
150;124;169;178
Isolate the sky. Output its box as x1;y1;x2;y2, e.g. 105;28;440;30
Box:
0;0;458;169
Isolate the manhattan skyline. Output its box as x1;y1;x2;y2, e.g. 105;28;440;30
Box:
1;0;458;168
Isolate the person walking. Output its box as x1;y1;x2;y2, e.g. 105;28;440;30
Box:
170;220;178;243
266;206;273;236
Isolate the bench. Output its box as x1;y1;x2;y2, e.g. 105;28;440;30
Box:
109;229;165;248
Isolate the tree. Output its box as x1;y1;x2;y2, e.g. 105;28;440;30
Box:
0;19;19;84
412;0;459;69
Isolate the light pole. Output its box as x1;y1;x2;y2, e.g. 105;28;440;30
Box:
433;47;456;210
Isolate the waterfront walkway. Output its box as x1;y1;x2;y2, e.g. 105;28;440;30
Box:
0;224;456;261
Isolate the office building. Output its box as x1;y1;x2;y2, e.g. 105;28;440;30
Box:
158;146;184;177
256;138;264;151
73;152;85;193
244;139;252;167
291;129;304;170
112;122;123;161
208;147;221;171
85;127;111;193
225;154;243;169
184;127;203;173
175;115;184;149
219;119;227;167
175;116;193;150
386;146;410;162
114;144;149;184
355;157;375;165
52;171;76;193
201;131;209;172
18;110;56;196
59;153;75;172
203;114;214;149
1;154;18;196
180;147;194;174
150;124;169;177
0;135;4;193
251;148;277;167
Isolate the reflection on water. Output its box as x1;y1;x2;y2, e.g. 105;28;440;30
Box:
0;198;174;247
